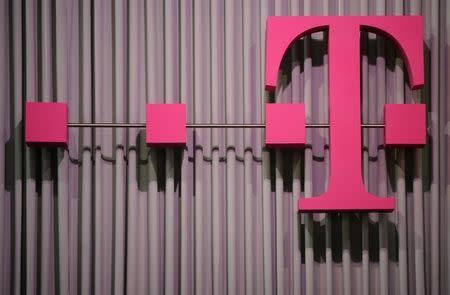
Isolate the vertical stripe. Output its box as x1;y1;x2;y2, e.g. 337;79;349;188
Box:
393;2;409;295
55;0;70;293
24;1;38;294
360;2;370;295
303;1;315;294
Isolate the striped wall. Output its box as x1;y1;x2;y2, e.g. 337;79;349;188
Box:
0;0;449;294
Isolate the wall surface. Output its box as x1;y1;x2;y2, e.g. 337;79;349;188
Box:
0;0;449;294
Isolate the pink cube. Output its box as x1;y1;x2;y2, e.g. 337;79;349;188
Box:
265;103;305;147
384;104;426;147
25;102;68;146
146;103;186;147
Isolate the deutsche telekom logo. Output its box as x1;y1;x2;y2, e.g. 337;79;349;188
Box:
265;16;426;213
25;16;426;213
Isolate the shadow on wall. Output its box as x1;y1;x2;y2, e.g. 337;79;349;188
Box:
4;121;21;192
4;124;178;194
297;213;399;263
134;129;183;193
5;120;64;194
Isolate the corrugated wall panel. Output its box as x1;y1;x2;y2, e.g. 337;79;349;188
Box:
0;0;449;294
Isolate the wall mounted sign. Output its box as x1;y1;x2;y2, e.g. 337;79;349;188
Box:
265;16;425;213
24;16;426;214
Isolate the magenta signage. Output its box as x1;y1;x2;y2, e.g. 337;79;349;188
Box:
265;16;425;212
25;16;426;213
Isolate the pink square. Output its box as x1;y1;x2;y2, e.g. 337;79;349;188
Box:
25;102;68;146
265;103;305;147
384;104;426;147
146;103;186;147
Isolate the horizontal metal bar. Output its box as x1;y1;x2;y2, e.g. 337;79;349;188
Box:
185;123;266;128
68;123;146;128
306;123;330;128
68;122;385;128
362;123;385;128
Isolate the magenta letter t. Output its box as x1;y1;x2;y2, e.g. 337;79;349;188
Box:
265;16;424;212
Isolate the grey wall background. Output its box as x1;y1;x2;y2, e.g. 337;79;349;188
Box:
0;0;449;294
